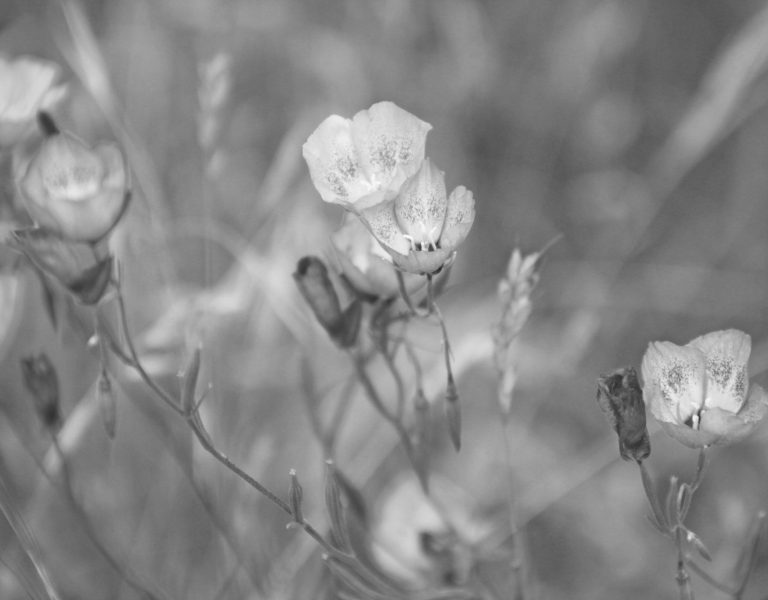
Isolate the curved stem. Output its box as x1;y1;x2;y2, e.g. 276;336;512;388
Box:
109;282;183;416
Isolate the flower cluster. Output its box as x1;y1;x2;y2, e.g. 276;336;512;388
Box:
0;54;130;306
303;101;475;294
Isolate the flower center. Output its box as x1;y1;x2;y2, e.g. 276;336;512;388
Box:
403;222;441;252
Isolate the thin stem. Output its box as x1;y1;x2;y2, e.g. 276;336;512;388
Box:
675;527;695;600
684;560;735;596
110;281;183;416
0;477;60;600
348;350;418;469
186;415;342;559
499;418;529;599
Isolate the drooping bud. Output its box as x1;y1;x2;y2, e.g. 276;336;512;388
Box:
293;256;360;348
596;366;651;462
20;353;61;430
98;370;117;439
444;375;461;452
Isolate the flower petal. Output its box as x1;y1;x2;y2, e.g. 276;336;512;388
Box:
688;329;750;413
439;186;475;251
640;341;706;426
302;114;373;208
351;101;431;197
698;384;767;446
393;158;447;246
359;201;411;257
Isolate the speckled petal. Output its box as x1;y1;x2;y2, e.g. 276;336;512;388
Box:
439;186;475;251
302;115;372;208
688;329;750;414
351;101;431;198
393;159;447;245
640;341;706;426
359;201;411;257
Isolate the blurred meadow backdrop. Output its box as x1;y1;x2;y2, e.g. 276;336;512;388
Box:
2;0;768;599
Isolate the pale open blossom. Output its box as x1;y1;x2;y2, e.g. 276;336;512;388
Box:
359;158;475;275
331;214;424;298
0;54;67;147
641;329;768;447
302;101;431;211
17;129;128;242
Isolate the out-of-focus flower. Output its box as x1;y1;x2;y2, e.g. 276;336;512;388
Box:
17;125;128;242
302;101;431;211
331;214;424;299
371;475;493;587
360;159;475;275
20;353;61;430
11;228;112;304
596;366;651;462
641;329;768;448
0;55;67;147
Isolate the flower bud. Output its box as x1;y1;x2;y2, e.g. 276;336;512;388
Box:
20;353;61;430
324;460;352;552
288;469;304;525
596;366;651;462
444;375;461;452
16;119;129;242
98;371;117;439
11;228;112;305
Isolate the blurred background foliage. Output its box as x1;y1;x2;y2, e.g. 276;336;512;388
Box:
1;0;768;599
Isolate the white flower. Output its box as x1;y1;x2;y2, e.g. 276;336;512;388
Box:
302;101;431;211
360;159;475;275
17;130;128;242
641;329;768;447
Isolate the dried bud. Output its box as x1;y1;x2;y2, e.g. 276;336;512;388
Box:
20;353;61;429
288;469;304;525
293;256;360;347
596;366;651;462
